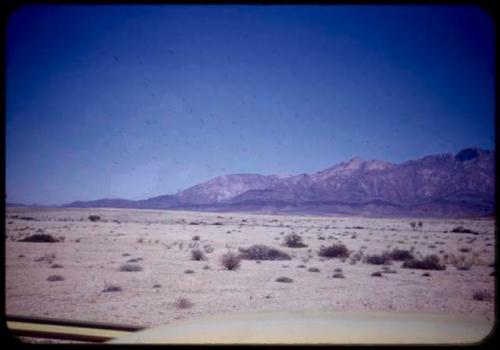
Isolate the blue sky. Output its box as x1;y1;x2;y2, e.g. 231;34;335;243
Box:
6;5;495;205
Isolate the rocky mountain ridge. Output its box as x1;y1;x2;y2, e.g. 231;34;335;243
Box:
62;147;494;218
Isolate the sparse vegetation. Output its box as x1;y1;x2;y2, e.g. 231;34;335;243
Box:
184;269;194;274
371;272;383;277
238;245;291;260
102;284;122;293
119;264;143;272
50;264;64;269
308;267;320;272
47;275;65;282
318;244;349;259
19;234;61;243
275;277;293;283
283;233;307;248
451;226;479;235
191;249;206;261
332;272;345;279
175;297;193;309
364;252;392;265
35;253;56;264
472;290;493;302
192;235;200;241
88;215;101;222
203;244;215;253
389;248;414;261
220;252;241;270
382;266;397;274
402;255;445;271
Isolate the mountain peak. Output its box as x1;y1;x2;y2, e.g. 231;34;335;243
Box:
342;157;364;169
455;147;492;162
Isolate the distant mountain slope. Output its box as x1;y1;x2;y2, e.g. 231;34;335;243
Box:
62;147;495;218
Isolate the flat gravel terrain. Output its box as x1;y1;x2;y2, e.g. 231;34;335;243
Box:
5;207;495;343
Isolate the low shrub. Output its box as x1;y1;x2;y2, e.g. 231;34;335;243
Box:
318;244;349;259
382;266;397;274
191;249;206;261
119;264;143;272
19;234;60;243
47;275;65;282
275;277;293;283
192;235;200;241
451;226;479;235
371;272;383;277
88;215;101;222
456;263;471;271
35;253;56;264
402;255;445;271
364;252;392;265
102;284;122;293
238;245;291;260
472;290;493;302
332;272;345;279
283;233;307;248
389;249;414;261
184;269;194;274
308;267;320;272
175;297;193;309
220;252;241;270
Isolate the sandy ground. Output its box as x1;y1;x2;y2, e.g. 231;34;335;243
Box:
5;207;495;343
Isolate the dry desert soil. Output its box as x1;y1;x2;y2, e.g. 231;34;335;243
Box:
5;207;495;343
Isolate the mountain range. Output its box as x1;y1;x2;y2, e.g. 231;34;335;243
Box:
57;147;495;218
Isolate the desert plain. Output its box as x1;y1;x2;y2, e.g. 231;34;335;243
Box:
5;207;495;343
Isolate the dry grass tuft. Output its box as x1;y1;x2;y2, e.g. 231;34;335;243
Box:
220;252;241;270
